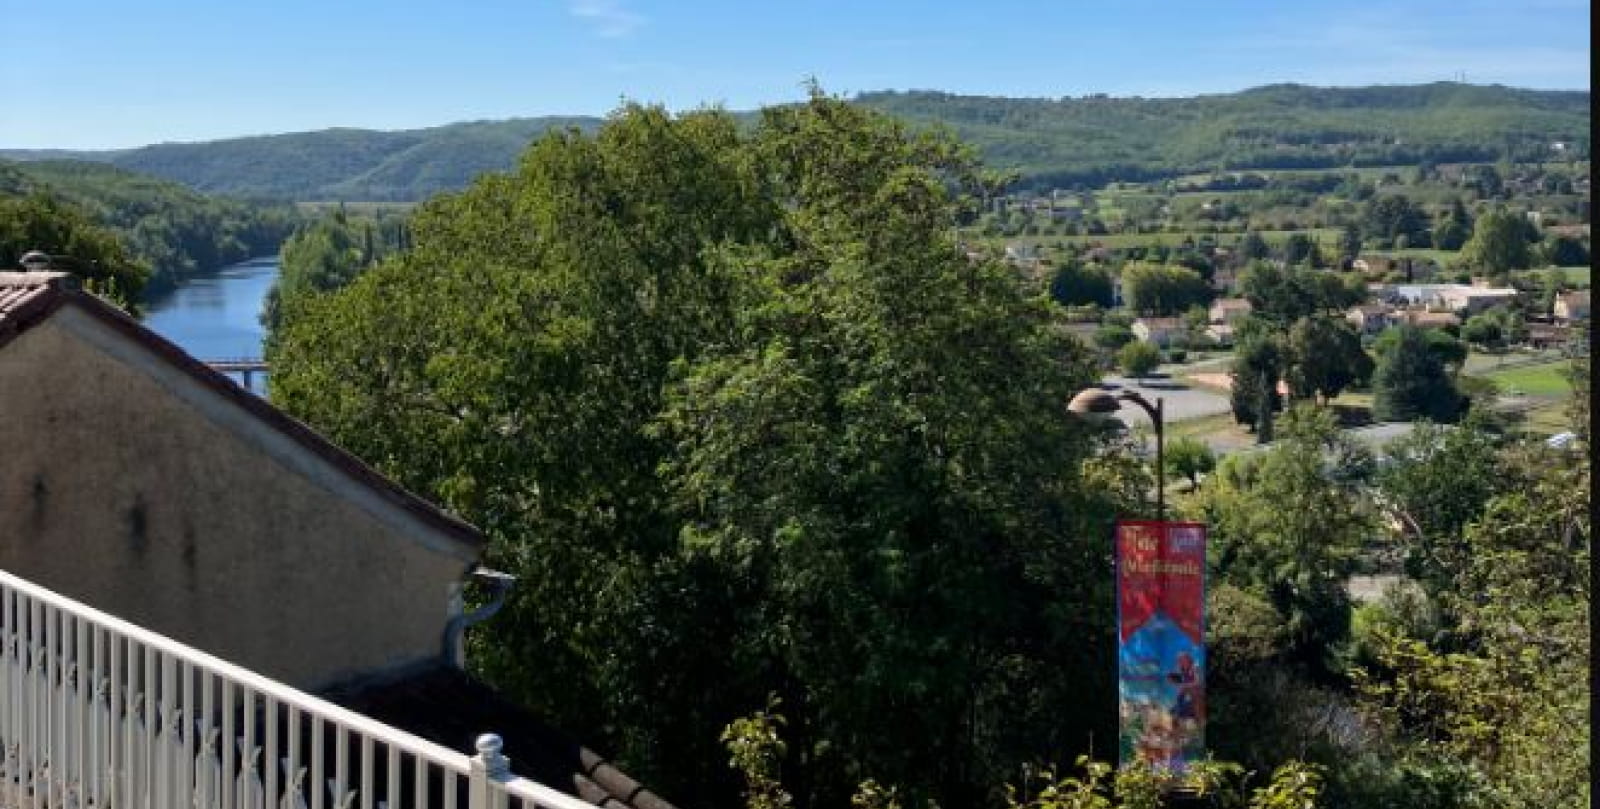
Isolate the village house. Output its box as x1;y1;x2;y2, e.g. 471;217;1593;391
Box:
1435;284;1520;315
1554;289;1590;323
1132;316;1185;348
1372;283;1518;315
1204;323;1236;347
1207;297;1252;325
1398;309;1461;330
1346;303;1399;336
1526;321;1569;349
0;270;672;808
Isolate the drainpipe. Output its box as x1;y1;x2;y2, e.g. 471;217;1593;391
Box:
443;568;516;669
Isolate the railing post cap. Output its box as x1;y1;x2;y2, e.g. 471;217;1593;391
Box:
475;733;503;755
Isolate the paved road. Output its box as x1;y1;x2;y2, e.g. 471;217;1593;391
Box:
1095;372;1233;426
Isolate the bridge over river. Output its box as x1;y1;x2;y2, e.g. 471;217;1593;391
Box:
202;358;269;390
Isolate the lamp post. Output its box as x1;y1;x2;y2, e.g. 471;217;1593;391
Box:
19;250;51;272
1069;386;1166;523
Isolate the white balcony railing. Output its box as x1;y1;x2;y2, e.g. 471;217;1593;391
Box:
0;567;593;809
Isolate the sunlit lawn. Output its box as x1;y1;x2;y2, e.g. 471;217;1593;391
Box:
1558;266;1591;286
1480;361;1572;396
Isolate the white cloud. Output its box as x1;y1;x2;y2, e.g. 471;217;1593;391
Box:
569;0;645;38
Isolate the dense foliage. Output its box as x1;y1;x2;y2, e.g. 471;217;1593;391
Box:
261;206;408;332
1372;325;1464;423
0;159;298;294
1119;262;1212;316
269;94;1142;807
1180;380;1590;809
0;191;148;307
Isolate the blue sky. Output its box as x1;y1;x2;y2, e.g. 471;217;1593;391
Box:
0;0;1589;149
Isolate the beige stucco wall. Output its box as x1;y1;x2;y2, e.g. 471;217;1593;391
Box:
0;307;477;690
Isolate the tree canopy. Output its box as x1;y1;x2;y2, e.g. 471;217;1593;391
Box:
1458;206;1537;276
1119;261;1212;316
0;192;148;308
1372;325;1463;423
268;94;1134;807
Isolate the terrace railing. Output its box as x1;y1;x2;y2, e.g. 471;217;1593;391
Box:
0;567;591;809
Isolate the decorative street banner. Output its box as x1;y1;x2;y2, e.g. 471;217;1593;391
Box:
1116;520;1206;772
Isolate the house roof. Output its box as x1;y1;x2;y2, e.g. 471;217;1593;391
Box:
1210;298;1251;310
1403;310;1460;327
1134;317;1184;329
320;665;679;809
0;271;484;553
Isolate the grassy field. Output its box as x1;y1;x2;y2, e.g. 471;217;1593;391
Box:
1479;360;1573;396
1462;348;1566;374
1365;247;1461;267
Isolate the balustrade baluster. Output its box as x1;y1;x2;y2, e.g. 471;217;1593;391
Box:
310;715;324;809
223;677;236;809
265;695;280;809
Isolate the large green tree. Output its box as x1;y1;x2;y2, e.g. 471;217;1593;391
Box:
1283;315;1373;403
1372;325;1463;423
1356;438;1589;809
1229;326;1285;442
1048;260;1115;307
1193;406;1372;671
1373;418;1507;597
1238;263;1364;328
261;209;375;332
1458;207;1537;277
270;95;1125;807
1362;195;1430;248
1119;261;1212;316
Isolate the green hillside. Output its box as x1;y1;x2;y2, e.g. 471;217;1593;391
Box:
0;117;602;202
858;83;1591;189
0;159;299;293
2;83;1587;201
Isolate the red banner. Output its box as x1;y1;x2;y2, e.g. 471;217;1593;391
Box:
1117;520;1206;772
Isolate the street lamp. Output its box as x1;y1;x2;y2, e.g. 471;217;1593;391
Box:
1069;386;1167;523
19;251;51;272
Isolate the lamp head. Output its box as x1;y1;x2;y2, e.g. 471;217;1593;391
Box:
1068;388;1123;423
19;250;50;273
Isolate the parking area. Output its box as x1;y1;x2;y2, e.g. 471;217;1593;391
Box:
1095;373;1233;427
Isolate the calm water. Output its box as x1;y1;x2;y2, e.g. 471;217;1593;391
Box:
141;256;278;395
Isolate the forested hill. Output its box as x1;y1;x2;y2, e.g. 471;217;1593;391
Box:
858;83;1591;189
2;83;1587;201
0;159;299;294
1;117;601;202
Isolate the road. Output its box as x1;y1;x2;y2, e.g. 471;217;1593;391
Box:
1095;372;1233;426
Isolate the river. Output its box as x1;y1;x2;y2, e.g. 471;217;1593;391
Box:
140;256;278;396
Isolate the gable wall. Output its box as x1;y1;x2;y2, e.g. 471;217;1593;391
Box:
0;309;475;689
